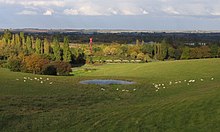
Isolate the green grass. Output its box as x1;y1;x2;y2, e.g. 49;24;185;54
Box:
1;59;220;131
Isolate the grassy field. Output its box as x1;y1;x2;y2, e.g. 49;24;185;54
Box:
0;59;220;131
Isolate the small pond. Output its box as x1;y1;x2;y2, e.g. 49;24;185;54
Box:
80;79;135;85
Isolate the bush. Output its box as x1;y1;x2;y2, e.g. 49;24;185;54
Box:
42;64;57;75
0;60;7;68
7;56;22;72
52;61;72;76
23;54;50;74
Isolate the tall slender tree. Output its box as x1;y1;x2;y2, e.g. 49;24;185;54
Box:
44;38;50;55
35;38;41;54
31;36;35;50
52;38;61;61
63;37;71;62
3;29;12;44
26;36;32;53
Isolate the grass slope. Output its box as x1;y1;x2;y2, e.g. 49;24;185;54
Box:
0;59;220;131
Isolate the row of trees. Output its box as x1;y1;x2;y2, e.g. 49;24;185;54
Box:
0;30;72;62
0;30;79;75
1;30;220;73
89;41;220;62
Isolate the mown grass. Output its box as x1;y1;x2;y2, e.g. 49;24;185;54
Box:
0;58;220;131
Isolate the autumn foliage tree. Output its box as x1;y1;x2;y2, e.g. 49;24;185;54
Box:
23;54;50;74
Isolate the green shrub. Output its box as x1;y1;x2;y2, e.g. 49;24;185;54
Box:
7;56;22;72
0;60;7;68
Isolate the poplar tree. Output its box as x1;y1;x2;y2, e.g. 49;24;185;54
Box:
26;36;32;53
31;36;35;50
35;38;41;54
52;38;61;61
63;37;71;62
3;29;12;44
11;34;15;45
44;38;50;55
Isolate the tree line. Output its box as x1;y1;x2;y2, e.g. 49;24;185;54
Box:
0;30;86;75
0;30;220;75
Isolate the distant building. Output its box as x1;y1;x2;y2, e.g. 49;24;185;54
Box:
185;42;206;46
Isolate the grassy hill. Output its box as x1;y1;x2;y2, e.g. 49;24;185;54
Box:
1;59;220;131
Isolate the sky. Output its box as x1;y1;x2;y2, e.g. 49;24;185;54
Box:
1;0;220;30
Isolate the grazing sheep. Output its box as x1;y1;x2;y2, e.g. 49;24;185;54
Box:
169;81;172;85
101;88;105;91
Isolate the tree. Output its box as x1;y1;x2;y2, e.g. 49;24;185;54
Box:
136;39;140;45
44;38;50;55
190;47;202;59
130;51;138;59
52;38;61;61
200;46;211;58
181;47;190;59
168;46;175;59
26;36;32;53
63;37;71;62
41;39;44;54
15;34;21;47
218;48;220;57
31;36;35;50
11;34;15;45
35;38;41;54
137;53;146;61
20;32;25;49
174;48;182;60
120;45;128;56
3;29;12;44
7;56;22;72
23;54;50;74
141;44;154;55
210;44;219;58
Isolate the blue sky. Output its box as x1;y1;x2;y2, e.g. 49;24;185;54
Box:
1;0;220;30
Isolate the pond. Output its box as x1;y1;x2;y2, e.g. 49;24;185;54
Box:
80;79;135;85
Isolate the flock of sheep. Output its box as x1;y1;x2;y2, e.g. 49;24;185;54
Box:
16;76;53;85
153;77;215;92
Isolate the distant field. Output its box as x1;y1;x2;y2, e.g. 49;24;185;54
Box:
1;59;220;131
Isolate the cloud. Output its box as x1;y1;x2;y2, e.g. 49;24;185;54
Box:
63;9;79;15
43;9;54;16
17;10;37;15
1;0;220;17
163;7;180;15
0;0;65;7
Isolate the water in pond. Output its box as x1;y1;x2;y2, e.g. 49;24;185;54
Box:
80;79;135;85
